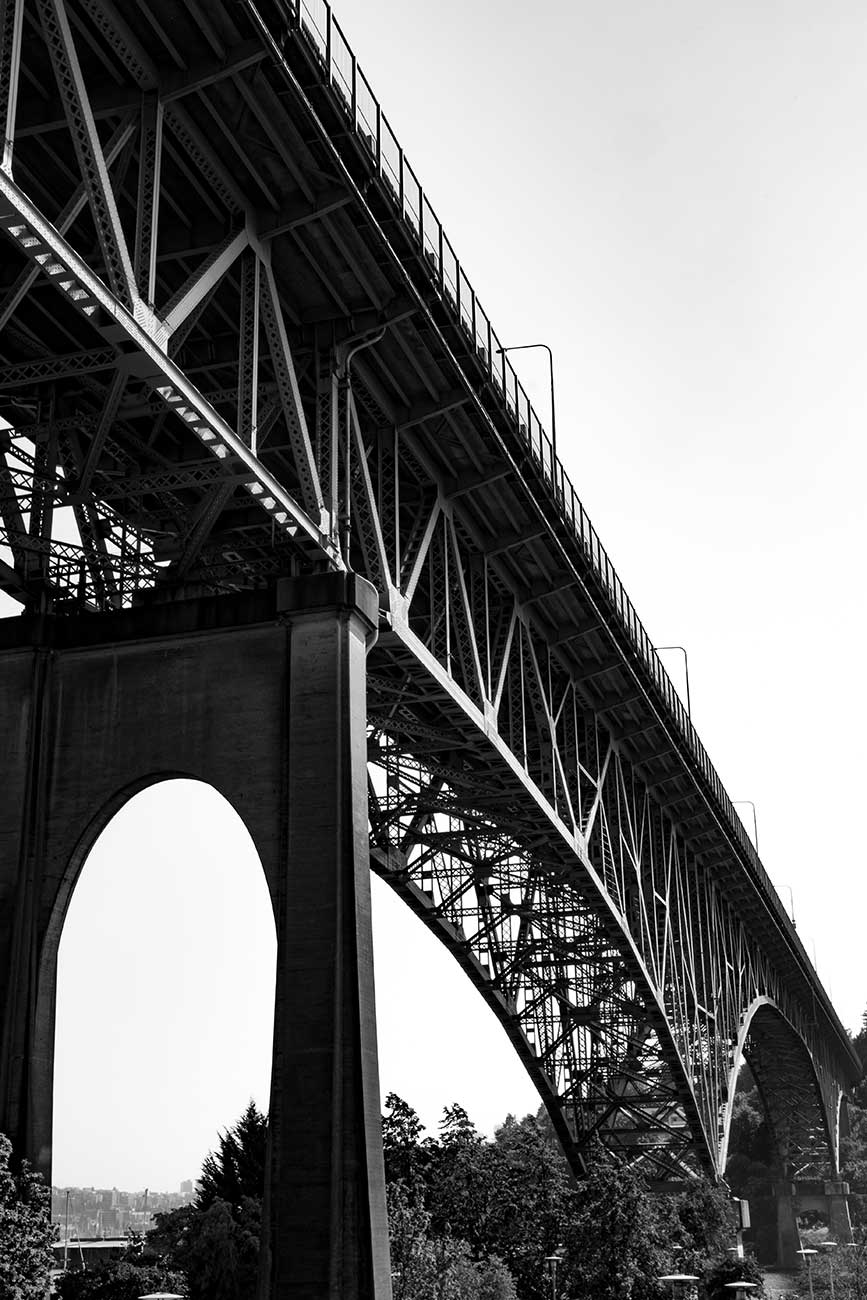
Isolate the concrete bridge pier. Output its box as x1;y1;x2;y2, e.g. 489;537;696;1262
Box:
773;1179;854;1267
825;1181;855;1244
773;1182;802;1270
0;572;392;1299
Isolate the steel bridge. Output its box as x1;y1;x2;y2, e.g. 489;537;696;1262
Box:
0;0;860;1294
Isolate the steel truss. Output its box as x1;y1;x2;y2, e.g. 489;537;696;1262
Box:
0;0;859;1183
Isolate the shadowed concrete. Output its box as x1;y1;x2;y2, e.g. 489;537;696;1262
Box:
0;572;391;1299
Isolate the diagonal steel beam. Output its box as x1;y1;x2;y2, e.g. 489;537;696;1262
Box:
0;113;135;332
160;39;267;104
77;369;126;497
348;391;390;590
172;480;236;580
259;256;324;519
161;227;249;335
34;0;137;307
0;446;26;571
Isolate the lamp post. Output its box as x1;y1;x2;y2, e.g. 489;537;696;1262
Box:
819;1240;838;1300
496;342;557;453
723;1283;758;1300
732;800;759;854
776;882;797;927
654;645;692;720
797;1247;818;1300
544;1246;565;1300
657;1274;699;1300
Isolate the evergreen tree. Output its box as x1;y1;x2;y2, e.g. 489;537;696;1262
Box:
147;1102;265;1300
196;1101;267;1209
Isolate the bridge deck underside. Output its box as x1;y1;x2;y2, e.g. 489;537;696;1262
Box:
0;0;858;1181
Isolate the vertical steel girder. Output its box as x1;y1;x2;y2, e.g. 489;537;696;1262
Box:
0;0;23;173
237;248;260;451
134;93;163;305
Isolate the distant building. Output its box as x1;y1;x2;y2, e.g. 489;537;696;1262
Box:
180;1179;193;1196
52;1239;127;1274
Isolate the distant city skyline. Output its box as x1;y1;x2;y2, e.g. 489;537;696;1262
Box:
52;1182;194;1241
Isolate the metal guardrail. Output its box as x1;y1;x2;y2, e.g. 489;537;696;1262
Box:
258;0;848;1045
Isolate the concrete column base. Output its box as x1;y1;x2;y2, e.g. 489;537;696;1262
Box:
773;1182;802;1269
825;1181;854;1244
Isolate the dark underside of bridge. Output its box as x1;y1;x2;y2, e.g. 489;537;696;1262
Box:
0;0;860;1199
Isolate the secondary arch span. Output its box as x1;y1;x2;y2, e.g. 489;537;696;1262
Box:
719;997;836;1179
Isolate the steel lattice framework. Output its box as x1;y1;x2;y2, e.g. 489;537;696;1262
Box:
0;0;860;1184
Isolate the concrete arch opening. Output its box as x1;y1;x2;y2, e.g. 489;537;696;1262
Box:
52;778;276;1204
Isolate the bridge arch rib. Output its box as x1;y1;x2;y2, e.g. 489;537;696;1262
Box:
367;700;855;1186
368;737;726;1184
720;997;839;1181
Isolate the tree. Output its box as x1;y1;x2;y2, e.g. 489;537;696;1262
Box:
481;1111;574;1296
55;1261;187;1300
196;1101;266;1210
839;1007;867;1226
0;1132;55;1300
852;1009;867;1109
559;1155;671;1300
147;1102;266;1300
383;1093;435;1190
387;1181;516;1300
660;1178;737;1278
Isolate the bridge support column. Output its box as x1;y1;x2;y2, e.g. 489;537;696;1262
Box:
0;646;55;1177
261;573;392;1300
0;572;391;1298
773;1182;802;1269
825;1181;854;1244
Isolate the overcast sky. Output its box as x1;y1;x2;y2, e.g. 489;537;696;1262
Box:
8;0;865;1191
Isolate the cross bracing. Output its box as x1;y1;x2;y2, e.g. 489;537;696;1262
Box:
0;0;860;1183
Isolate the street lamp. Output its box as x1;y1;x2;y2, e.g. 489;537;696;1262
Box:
657;1273;699;1300
775;882;797;927
819;1240;838;1300
723;1284;758;1300
496;343;557;453
732;800;759;854
797;1247;818;1300
544;1246;566;1300
654;645;692;720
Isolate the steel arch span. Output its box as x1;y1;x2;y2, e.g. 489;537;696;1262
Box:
366;738;850;1184
0;0;861;1284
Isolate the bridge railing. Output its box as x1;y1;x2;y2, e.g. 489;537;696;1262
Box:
265;0;813;969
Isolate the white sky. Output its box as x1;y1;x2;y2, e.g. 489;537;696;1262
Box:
5;0;866;1190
